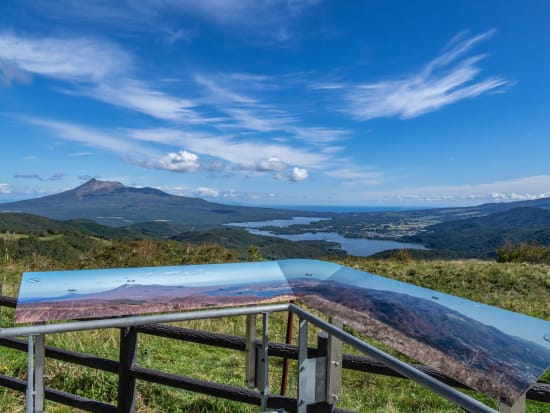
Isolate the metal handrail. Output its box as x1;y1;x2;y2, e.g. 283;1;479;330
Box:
0;303;290;337
289;304;499;413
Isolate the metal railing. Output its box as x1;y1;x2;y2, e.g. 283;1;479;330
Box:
0;294;548;412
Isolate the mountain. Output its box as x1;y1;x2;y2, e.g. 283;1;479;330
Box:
0;179;316;227
404;206;550;258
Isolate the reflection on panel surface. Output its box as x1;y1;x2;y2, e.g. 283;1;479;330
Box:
15;259;550;405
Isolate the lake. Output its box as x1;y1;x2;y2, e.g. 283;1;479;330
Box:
227;217;427;257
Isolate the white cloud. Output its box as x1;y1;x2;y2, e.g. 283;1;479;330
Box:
69;152;93;157
359;175;550;205
291;127;350;143
128;128;328;169
22;117;151;156
194;187;220;198
490;192;550;202
13;173;63;181
85;79;201;122
143;150;200;172
0;33;208;122
325;168;382;185
0;183;11;195
256;157;287;172
344;30;510;121
25;0;320;42
223;107;294;132
0;32;130;82
195;74;258;105
290;167;308;181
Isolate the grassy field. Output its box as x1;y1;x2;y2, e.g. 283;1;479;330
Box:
1;257;549;412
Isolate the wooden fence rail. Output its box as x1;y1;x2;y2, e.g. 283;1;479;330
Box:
0;294;549;412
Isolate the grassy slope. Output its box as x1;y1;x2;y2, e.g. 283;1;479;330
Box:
1;257;550;412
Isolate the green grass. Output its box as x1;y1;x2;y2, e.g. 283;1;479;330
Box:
0;233;28;241
1;257;550;412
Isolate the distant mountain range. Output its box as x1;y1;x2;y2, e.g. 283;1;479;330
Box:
404;206;550;258
0;178;317;227
2;179;550;259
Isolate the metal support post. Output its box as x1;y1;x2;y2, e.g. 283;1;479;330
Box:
500;394;526;413
26;335;34;413
258;312;270;411
326;317;342;406
298;317;335;413
245;313;257;388
34;334;45;413
297;318;308;413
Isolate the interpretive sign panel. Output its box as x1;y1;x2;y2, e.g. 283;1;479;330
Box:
15;259;550;405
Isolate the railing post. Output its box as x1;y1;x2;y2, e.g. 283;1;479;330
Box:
326;317;343;406
245;313;256;388
118;327;138;413
298;318;338;413
26;335;34;413
25;330;46;413
34;333;45;413
500;394;526;413
257;312;270;411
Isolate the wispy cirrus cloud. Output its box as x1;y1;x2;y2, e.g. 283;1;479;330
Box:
0;33;130;81
342;30;510;121
0;33;208;122
25;0;321;43
194;72;350;150
22;117;152;157
14;173;63;181
324;167;383;186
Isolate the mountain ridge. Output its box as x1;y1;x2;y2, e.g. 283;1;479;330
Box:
0;179;316;227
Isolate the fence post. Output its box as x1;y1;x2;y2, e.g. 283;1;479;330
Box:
500;394;526;413
257;312;270;411
118;327;138;413
26;335;34;413
326;317;342;406
298;318;332;412
34;333;45;413
245;314;256;388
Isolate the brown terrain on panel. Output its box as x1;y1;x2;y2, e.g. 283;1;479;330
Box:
15;293;296;323
299;294;526;405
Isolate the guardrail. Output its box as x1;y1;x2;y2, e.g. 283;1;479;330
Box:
0;294;549;413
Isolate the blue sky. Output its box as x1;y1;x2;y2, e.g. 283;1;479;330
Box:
19;260;287;299
1;1;549;207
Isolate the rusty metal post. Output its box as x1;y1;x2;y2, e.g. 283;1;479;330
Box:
245;313;257;388
280;305;295;396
